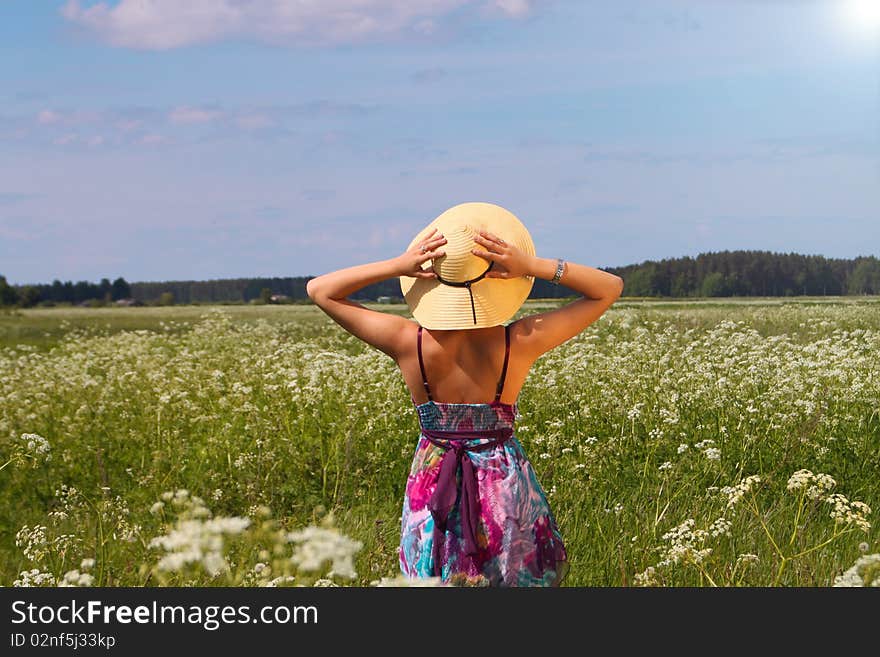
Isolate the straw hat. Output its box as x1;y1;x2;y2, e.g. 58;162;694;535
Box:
399;202;535;330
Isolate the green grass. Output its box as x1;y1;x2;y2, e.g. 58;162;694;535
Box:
1;298;878;586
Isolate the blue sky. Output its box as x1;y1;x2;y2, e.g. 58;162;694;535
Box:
1;0;878;285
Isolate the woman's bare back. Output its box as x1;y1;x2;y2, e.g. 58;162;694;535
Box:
399;321;535;406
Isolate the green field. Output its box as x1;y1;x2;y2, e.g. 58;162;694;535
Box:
1;298;878;586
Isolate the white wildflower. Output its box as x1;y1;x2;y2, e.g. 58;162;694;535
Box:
832;553;880;587
709;517;732;538
13;569;57;587
148;493;251;577
248;504;272;518
786;469;836;500
263;575;296;587
286;526;363;580
58;569;95;587
15;524;49;562
736;553;759;567
626;404;644;421
721;475;761;509
312;578;338;587
21;432;51;460
633;566;659;587
657;519;712;567
825;494;871;533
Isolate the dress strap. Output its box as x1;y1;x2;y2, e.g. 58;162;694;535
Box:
417;324;433;402
494;324;511;402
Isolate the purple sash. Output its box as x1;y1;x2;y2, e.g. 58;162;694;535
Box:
420;426;513;577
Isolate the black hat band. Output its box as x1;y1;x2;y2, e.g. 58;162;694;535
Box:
434;261;495;325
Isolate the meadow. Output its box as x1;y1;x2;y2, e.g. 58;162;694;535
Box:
1;298;878;587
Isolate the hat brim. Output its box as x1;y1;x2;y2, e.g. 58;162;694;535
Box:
401;271;533;329
399;202;535;329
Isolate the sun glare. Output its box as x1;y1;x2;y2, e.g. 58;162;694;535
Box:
843;0;880;33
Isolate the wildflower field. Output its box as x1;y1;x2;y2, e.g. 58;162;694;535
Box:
1;299;878;587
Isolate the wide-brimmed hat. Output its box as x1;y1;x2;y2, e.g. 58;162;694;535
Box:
399;202;535;330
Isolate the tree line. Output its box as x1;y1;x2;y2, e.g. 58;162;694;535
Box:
0;276;132;308
614;251;880;297
2;250;879;308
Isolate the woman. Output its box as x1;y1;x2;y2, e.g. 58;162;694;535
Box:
307;202;624;586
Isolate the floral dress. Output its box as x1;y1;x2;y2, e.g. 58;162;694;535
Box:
398;324;569;586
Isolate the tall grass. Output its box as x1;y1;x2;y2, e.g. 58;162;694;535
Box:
1;299;878;586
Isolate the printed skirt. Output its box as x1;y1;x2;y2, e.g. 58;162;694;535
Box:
399;403;569;587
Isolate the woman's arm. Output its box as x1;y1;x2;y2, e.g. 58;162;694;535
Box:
471;229;623;361
306;229;447;358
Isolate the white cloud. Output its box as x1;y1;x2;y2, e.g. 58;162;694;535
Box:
37;109;62;125
140;134;169;145
235;114;274;130
493;0;533;19
60;0;539;50
53;133;79;145
115;118;145;132
7;100;376;149
47;132;104;147
34;108;103;127
168;105;223;124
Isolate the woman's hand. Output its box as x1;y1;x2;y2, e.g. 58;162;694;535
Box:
471;229;533;279
394;228;447;278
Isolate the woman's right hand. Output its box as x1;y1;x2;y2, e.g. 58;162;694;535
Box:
470;228;534;279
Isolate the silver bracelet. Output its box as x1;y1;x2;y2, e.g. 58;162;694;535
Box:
550;258;565;285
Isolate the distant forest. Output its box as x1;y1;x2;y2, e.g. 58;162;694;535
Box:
2;250;879;308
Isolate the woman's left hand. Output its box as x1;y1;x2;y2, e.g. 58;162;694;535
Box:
394;228;447;278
